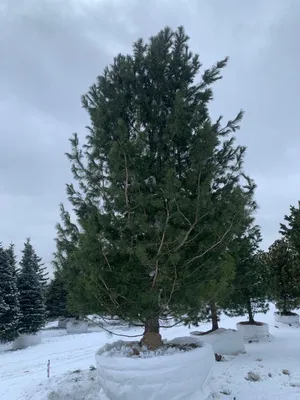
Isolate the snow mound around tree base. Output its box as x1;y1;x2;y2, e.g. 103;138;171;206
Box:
23;367;101;400
58;318;72;329
96;336;214;400
190;328;245;355
236;322;270;342
66;320;88;334
12;332;42;350
274;312;299;325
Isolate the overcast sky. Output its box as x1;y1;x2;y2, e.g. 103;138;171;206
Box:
0;0;299;276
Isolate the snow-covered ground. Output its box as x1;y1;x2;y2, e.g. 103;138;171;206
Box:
2;304;300;399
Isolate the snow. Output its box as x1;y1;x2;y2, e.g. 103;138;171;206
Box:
99;339;196;358
12;331;42;350
66;320;88;334
100;342;182;358
2;304;300;399
274;312;300;325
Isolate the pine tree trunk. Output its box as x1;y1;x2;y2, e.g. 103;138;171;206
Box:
140;316;163;350
144;317;160;334
283;297;288;315
247;298;255;324
210;300;219;331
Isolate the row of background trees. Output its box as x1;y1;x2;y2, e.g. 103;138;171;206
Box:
0;239;47;343
45;200;300;333
2;207;299;345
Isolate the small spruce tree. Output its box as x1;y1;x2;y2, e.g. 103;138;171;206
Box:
45;271;71;320
223;224;269;324
185;251;236;332
267;238;300;314
18;240;46;334
184;178;257;332
280;201;300;254
0;244;20;343
272;202;300;314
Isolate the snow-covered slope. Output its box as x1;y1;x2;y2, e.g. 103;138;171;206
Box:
2;304;300;399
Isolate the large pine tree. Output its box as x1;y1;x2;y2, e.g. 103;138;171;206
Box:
55;26;254;348
18;240;46;334
0;244;20;343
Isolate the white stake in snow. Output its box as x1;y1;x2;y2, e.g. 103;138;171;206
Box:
47;360;50;378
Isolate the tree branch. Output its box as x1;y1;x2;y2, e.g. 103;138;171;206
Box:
152;200;170;288
186;219;235;273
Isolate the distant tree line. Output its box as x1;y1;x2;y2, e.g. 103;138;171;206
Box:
0;239;47;343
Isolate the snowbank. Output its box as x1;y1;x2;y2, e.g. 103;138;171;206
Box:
190;328;245;355
274;312;299;325
23;367;101;400
236;322;269;341
58;318;71;329
96;336;214;400
12;332;42;350
66;320;88;334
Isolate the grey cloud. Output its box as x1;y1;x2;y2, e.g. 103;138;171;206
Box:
0;0;299;271
2;1;117;123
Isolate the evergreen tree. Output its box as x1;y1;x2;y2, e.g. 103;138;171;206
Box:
223;223;269;324
272;202;300;313
45;270;71;320
23;239;48;292
184;251;236;332
0;297;9;319
280;201;300;254
55;26;255;348
196;181;259;330
0;244;20;343
267;238;300;314
18;240;46;334
34;252;49;291
6;243;19;277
